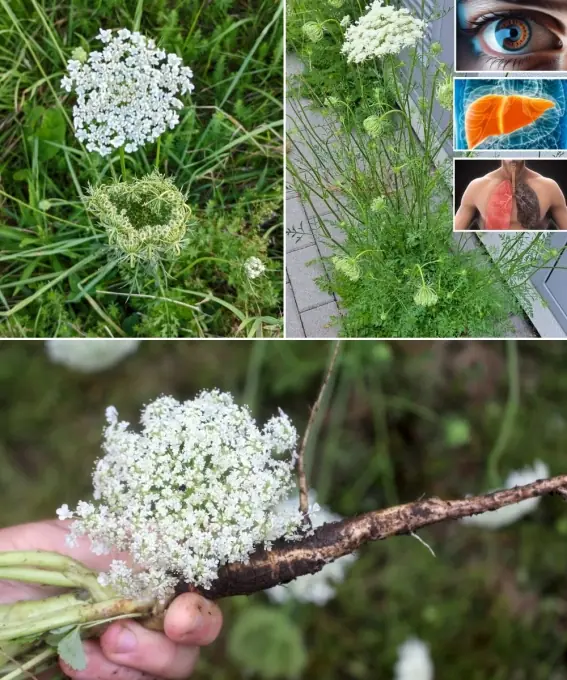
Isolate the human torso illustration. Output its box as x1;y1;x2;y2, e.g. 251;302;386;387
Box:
455;163;567;231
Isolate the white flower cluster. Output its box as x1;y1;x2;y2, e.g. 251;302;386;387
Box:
341;0;426;64
267;495;357;606
244;256;266;280
461;460;549;530
393;638;434;680
58;391;305;600
61;28;195;156
46;339;140;373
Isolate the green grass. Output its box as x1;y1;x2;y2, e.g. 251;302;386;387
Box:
0;0;283;338
1;340;567;679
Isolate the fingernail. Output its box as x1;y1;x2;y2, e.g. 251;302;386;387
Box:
114;626;137;653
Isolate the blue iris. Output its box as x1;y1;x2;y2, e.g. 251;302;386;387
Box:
494;18;531;52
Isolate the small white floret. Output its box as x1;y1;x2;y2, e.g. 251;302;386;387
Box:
393;638;434;680
56;504;74;520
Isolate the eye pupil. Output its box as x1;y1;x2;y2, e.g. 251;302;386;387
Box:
495;17;531;52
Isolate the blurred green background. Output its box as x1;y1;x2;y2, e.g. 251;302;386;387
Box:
0;340;566;679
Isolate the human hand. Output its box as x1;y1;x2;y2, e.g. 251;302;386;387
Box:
0;520;223;679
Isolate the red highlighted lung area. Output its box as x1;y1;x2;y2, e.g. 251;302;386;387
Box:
485;180;513;230
465;94;555;149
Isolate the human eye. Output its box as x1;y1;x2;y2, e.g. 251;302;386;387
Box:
462;12;562;68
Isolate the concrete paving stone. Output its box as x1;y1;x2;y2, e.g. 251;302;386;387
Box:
301;301;341;338
285;282;305;338
286;53;305;78
286;244;334;313
285;193;314;253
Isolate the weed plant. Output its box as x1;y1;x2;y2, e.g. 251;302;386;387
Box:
0;0;283;338
287;0;564;338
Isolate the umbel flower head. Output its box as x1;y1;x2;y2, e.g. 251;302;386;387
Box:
394;638;434;680
342;0;426;64
414;283;438;307
46;339;140;373
61;28;195;156
57;391;306;600
332;255;361;282
302;21;324;43
244;256;266;280
436;77;453;111
88;171;192;266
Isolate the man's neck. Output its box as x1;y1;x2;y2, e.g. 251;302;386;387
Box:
500;162;526;182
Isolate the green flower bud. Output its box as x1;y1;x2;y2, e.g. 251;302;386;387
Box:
302;22;324;43
414;284;438;307
362;115;385;138
71;46;88;63
370;196;385;213
332;255;361;282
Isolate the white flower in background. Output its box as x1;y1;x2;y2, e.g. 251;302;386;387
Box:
340;15;352;28
461;460;549;530
244;256;266;280
59;391;305;600
342;0;426;64
46;339;140;373
394;638;434;680
61;28;195;156
266;496;357;606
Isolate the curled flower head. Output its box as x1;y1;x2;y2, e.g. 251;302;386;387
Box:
362;115;386;138
436;77;453;111
46;339;140;373
341;0;426;64
332;255;361;282
244;256;266;280
414;284;438;307
60;391;305;600
370;196;385;212
88;171;192;266
61;28;195;156
302;21;324;43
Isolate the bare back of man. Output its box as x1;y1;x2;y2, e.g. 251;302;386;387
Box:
455;161;567;231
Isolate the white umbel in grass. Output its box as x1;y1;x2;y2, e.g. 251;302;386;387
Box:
61;28;195;156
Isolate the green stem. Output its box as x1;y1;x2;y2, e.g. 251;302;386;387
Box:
0;599;154;641
0;646;56;680
0;568;79;589
0;594;88;625
155;137;161;169
486;341;520;488
120;147;126;177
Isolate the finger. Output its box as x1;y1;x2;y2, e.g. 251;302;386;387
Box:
164;593;223;647
100;620;199;680
59;640;150;680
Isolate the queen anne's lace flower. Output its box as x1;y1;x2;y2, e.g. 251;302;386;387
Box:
342;0;426;64
302;21;324;43
59;391;306;600
332;255;361;282
414;284;438;307
244;256;266;280
88;171;192;266
394;638;434;680
461;460;549;530
266;496;357;605
436;77;453;111
340;15;352;28
62;28;195;156
46;339;140;373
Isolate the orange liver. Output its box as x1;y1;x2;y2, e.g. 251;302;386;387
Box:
485;180;513;230
465;94;555;149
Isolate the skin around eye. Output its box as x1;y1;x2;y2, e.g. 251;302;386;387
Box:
457;3;566;71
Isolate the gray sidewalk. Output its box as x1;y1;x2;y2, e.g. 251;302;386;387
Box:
285;55;343;338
